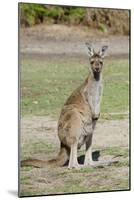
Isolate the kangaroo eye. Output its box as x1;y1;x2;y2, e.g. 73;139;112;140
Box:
90;61;94;65
100;61;103;65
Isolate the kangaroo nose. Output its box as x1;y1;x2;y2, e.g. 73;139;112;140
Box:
95;67;99;72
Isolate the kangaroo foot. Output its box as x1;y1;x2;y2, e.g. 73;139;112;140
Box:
68;163;82;170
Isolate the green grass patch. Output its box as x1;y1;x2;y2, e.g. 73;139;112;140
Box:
20;175;31;185
111;159;129;167
101;146;129;158
21;166;34;171
102;60;129;115
22;141;56;159
21;58;129;119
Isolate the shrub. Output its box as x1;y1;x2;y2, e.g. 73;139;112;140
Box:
20;4;129;35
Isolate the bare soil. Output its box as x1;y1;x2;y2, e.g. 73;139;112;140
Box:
20;24;129;59
21;117;129;151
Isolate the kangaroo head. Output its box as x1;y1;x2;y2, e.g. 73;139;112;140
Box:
86;43;108;74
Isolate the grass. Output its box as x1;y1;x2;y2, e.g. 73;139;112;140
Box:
22;141;56;159
20;158;129;196
101;146;129;158
102;60;129;115
20;175;31;185
20;144;129;196
21;166;34;171
20;58;129;119
20;56;129;197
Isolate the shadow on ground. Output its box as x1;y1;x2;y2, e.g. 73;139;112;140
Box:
64;150;100;166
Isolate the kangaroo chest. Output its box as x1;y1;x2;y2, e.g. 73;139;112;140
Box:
87;79;103;113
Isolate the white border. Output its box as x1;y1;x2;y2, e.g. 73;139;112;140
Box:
18;0;134;9
0;0;133;199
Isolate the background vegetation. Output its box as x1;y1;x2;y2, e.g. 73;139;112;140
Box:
20;3;129;35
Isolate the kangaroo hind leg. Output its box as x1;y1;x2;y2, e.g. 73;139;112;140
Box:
68;142;80;169
84;133;94;166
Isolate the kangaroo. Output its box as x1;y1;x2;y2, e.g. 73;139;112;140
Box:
21;43;108;169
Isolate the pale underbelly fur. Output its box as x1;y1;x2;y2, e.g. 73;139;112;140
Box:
78;81;102;149
78;120;93;149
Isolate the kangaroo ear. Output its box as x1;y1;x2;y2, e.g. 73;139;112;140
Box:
99;46;108;58
85;42;94;58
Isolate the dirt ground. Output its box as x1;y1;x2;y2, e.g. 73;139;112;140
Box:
20;24;129;58
20;116;129;196
21;117;129;150
20;25;130;196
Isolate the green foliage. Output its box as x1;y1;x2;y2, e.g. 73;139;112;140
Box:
44;6;64;19
20;4;46;26
20;4;86;26
68;8;86;24
20;3;129;35
98;23;108;33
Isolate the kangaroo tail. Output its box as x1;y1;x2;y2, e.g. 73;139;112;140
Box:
21;143;69;168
